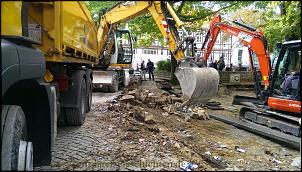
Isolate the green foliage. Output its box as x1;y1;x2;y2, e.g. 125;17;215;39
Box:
263;1;301;51
229;1;300;51
85;1;300;52
85;1;255;47
156;60;171;71
85;1;117;22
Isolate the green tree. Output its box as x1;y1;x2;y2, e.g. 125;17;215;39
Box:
263;1;301;51
227;1;300;51
85;1;256;47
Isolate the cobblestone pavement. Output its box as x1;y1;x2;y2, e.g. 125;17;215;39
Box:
34;92;187;171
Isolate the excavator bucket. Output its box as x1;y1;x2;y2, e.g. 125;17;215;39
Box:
175;66;220;105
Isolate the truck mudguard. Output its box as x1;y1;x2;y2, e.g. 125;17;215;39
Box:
60;70;86;108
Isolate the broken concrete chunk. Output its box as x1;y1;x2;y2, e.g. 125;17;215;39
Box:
235;146;246;153
126;103;131;111
133;109;145;122
162;112;169;116
198;109;210;120
205;151;211;156
173;142;181;149
272;158;282;164
108;104;120;111
163;106;169;112
134;90;141;100
139;90;149;103
171;96;184;103
144;113;156;124
155;97;168;105
120;95;135;102
148;93;155;97
162;105;175;114
184;116;191;122
167;96;172;104
128;90;137;96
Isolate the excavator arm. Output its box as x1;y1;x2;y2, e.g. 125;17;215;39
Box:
97;1;190;62
94;1;220;103
201;15;271;88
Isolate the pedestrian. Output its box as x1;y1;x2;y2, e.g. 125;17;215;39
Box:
147;59;155;81
141;60;146;80
209;61;213;68
218;57;225;72
212;60;218;70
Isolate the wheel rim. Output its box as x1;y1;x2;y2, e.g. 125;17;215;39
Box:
18;140;33;171
26;142;33;170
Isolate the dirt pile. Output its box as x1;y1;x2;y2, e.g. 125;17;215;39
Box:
103;81;301;171
113;88;212;124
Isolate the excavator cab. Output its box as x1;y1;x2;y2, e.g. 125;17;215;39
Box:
111;30;133;65
269;40;301;107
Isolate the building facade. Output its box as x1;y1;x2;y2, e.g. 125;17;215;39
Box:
127;29;249;70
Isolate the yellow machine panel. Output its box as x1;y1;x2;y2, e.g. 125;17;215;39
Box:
1;1;22;36
32;1;98;64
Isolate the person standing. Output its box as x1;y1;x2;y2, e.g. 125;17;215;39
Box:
147;59;155;81
218;57;225;72
140;60;146;80
136;63;139;71
212;60;218;70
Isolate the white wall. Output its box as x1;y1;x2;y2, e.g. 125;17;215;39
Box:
132;48;170;70
231;47;250;68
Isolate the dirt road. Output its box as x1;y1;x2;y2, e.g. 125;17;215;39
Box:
35;81;301;171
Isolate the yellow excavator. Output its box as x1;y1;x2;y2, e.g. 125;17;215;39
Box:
93;1;220;103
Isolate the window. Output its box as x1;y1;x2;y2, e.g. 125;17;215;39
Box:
272;44;300;100
238;50;243;65
195;32;202;43
116;31;133;64
143;49;157;55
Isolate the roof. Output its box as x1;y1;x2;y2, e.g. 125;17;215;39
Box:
283;40;301;45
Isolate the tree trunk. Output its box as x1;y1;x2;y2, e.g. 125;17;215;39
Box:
170;51;179;85
279;1;286;15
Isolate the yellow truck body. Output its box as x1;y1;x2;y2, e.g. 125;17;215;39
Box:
1;1;99;65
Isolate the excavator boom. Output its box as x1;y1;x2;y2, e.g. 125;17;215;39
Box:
97;1;186;61
96;1;220;102
202;15;271;88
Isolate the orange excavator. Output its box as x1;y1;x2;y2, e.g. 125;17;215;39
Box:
200;14;301;148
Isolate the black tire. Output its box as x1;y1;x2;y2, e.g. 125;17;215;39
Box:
102;85;109;93
120;70;126;88
1;105;28;170
57;107;66;126
65;76;86;126
86;76;92;112
108;73;119;93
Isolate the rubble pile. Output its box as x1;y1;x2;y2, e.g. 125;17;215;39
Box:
111;88;212;124
102;82;301;171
